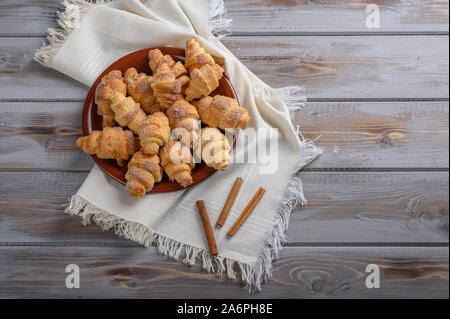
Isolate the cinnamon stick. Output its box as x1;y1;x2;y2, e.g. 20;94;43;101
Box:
216;177;243;227
195;200;219;256
227;187;266;237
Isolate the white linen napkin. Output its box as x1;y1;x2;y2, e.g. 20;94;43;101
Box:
35;0;321;291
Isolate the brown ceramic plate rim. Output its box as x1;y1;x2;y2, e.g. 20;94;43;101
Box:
82;47;239;193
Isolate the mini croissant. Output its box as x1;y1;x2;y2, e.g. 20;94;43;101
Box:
95;70;127;127
125;150;163;197
185;38;216;73
148;49;190;93
166;97;200;148
76;127;139;166
151;61;181;109
137;112;170;155
195;127;231;171
185;64;224;101
197;95;250;130
124;67;159;114
160;140;195;188
110;93;146;134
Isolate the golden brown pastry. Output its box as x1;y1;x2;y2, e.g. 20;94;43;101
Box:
137;112;170;155
166;96;200;148
148;49;188;77
110;92;146;134
148;49;190;93
76;127;139;166
95;70;127;127
151;61;181;109
184;64;224;101
194;127;231;170
185;38;216;73
196;95;250;130
125;150;163;197
124;67;160;114
160;140;195;188
178;74;191;94
148;48;164;73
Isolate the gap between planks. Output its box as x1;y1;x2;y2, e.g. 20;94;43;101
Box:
232;32;450;36
0;168;447;173
0;242;447;248
1;98;449;103
0;32;449;38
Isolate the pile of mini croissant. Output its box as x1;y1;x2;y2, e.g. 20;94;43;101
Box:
76;38;250;198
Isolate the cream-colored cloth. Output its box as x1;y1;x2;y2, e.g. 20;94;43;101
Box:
35;0;321;291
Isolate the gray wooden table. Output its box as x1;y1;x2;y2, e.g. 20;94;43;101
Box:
0;0;448;298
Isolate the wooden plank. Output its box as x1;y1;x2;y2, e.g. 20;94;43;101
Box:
0;101;448;170
0;171;447;244
0;38;89;100
0;0;60;36
0;36;448;100
0;102;89;170
298;101;449;168
0;0;448;36
224;35;449;99
0;172;126;244
0;246;447;298
227;0;450;34
293;171;449;243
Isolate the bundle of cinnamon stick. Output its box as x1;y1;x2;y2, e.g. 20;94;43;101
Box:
195;177;266;256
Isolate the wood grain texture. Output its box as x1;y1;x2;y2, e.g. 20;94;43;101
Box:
0;101;448;170
224;35;449;99
0;171;447;244
0;102;86;170
0;0;448;36
294;171;449;243
0;246;447;298
227;0;450;34
299;101;449;168
0;38;88;100
1;36;448;100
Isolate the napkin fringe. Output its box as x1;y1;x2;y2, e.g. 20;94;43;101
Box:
65;195;253;286
34;0;105;67
281;86;307;121
34;0;232;67
208;0;232;39
254;83;307;121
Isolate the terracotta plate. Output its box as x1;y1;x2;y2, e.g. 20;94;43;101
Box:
82;47;238;193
